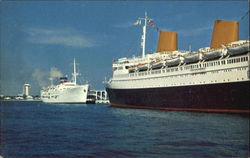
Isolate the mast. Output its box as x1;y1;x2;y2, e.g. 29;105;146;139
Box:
141;12;147;58
72;58;77;85
139;12;152;58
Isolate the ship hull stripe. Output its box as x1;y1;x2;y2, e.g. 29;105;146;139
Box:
106;81;250;113
110;103;250;114
43;102;86;104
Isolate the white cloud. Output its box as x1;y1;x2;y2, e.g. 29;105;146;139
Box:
24;27;96;48
161;25;213;37
178;25;213;37
112;21;134;28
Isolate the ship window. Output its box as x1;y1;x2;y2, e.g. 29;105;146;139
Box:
241;57;245;62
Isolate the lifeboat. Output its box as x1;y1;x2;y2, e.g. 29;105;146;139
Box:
137;63;149;71
151;61;165;69
166;56;183;66
183;52;202;63
202;49;223;60
127;65;137;73
227;41;250;56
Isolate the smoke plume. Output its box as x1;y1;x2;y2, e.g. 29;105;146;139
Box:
32;69;49;87
50;67;63;79
32;67;63;88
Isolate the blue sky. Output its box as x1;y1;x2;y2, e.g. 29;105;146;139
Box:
0;1;249;96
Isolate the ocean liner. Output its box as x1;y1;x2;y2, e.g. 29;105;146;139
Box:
105;13;250;113
41;59;89;104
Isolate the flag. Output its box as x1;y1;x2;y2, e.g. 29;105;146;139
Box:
148;21;160;32
134;20;141;25
147;21;154;27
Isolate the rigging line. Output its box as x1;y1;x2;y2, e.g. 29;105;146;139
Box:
239;10;249;21
125;30;141;57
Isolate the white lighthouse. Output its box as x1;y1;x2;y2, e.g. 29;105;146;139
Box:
23;84;30;97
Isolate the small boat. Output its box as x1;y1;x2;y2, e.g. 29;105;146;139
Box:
127;65;136;71
202;49;223;60
183;52;202;63
151;60;165;69
166;56;183;66
137;63;149;71
227;41;249;56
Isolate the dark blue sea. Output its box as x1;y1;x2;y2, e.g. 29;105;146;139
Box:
0;101;249;158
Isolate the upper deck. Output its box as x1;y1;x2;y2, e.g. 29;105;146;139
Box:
111;40;249;79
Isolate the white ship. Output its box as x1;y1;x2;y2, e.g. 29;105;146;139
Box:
105;13;250;113
40;59;89;104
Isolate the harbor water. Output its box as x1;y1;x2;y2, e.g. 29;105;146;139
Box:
0;101;249;158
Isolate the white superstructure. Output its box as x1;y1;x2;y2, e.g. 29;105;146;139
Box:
107;47;250;89
41;59;89;104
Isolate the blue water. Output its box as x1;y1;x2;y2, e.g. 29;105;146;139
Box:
0;101;249;158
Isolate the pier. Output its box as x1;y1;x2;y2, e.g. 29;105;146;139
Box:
87;90;109;104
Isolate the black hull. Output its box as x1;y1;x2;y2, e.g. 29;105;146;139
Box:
106;81;250;113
